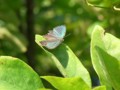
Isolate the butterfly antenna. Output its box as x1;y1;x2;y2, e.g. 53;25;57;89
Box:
64;33;71;38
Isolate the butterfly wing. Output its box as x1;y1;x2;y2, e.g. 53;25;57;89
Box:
40;25;66;49
47;25;66;39
43;34;57;41
40;40;61;49
53;25;66;38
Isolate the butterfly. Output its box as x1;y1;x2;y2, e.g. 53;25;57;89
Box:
40;25;66;49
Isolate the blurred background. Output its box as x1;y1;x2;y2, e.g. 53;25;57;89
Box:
0;0;120;87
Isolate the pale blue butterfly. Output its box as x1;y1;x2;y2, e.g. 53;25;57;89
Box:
40;25;66;49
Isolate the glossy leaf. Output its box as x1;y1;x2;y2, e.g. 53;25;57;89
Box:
35;34;91;88
91;25;120;90
0;56;44;90
95;47;120;90
93;86;106;90
91;25;111;89
39;88;52;90
41;76;91;90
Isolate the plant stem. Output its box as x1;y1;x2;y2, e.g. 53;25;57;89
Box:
25;0;35;69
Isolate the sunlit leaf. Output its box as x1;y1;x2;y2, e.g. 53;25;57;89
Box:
92;85;106;90
95;47;120;90
91;25;120;90
39;88;52;90
41;76;91;90
87;21;108;38
0;56;44;90
91;25;111;89
35;34;91;88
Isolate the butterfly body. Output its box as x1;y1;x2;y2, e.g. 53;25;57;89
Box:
40;25;66;49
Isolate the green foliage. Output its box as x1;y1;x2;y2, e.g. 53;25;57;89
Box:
95;47;120;90
35;24;120;90
0;0;120;90
1;24;120;90
91;25;120;90
41;76;91;90
39;88;52;90
91;25;111;89
35;35;91;88
0;56;44;90
92;86;106;90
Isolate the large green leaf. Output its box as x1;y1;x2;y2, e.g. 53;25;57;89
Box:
35;34;91;88
39;88;52;90
0;56;44;90
41;76;91;90
95;47;120;90
91;25;120;90
86;0;120;10
103;33;120;60
91;25;111;89
92;86;106;90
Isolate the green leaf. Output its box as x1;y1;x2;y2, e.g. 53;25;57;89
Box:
91;25;120;90
0;56;44;90
41;76;91;90
103;33;120;60
91;25;111;89
86;0;120;9
39;88;52;90
87;21;108;38
35;34;91;88
95;47;120;90
92;86;106;90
